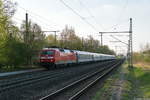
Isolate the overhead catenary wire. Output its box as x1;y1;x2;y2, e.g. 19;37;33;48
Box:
105;18;129;31
59;0;99;32
17;2;101;32
108;0;129;31
28;14;56;30
13;16;56;33
110;35;128;46
13;6;61;31
13;16;52;31
13;16;23;22
116;0;129;25
18;6;63;28
78;0;105;30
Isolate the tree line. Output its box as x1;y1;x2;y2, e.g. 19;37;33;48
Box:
0;0;115;69
46;25;115;54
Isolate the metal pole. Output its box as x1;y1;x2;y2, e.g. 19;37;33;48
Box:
98;18;133;63
82;37;84;49
128;40;130;67
130;18;133;67
25;13;30;65
54;31;56;45
26;13;29;44
42;31;59;45
100;32;103;46
99;31;129;46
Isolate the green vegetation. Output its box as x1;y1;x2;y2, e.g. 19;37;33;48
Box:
92;44;150;99
0;0;45;70
92;65;119;100
121;65;136;100
133;44;150;67
92;66;121;100
134;67;150;98
122;65;150;99
92;63;150;100
0;0;114;71
46;25;115;54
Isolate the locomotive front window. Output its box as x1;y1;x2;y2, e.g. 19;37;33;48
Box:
41;51;54;55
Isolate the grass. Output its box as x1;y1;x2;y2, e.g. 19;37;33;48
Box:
92;66;121;100
121;65;136;100
92;62;150;100
133;64;150;98
134;62;150;70
121;63;150;99
119;63;150;99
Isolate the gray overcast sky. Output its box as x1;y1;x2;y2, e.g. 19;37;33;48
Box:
12;0;150;54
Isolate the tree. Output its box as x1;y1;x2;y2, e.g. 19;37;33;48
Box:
46;34;56;46
0;0;20;68
0;0;16;38
20;20;46;64
51;25;115;55
0;37;29;67
59;25;82;50
95;45;115;55
0;0;46;68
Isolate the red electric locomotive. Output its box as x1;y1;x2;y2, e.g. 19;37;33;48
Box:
40;48;77;69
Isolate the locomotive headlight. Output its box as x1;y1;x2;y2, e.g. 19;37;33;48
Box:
41;57;46;59
47;57;53;59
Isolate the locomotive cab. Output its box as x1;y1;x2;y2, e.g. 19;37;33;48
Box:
40;50;56;68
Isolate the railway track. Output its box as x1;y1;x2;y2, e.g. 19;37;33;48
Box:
69;60;123;100
0;60;114;94
39;59;124;100
0;70;67;92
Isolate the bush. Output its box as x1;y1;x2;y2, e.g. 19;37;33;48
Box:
0;37;30;67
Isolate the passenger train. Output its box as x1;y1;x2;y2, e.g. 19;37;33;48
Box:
39;48;115;69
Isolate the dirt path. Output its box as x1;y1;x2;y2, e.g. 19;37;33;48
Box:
111;67;125;100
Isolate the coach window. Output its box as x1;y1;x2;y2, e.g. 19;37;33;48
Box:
70;50;74;53
41;51;54;55
59;49;64;52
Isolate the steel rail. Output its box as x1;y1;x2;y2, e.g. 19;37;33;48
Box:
0;69;66;87
0;71;67;93
0;60;114;93
69;60;123;100
39;60;119;100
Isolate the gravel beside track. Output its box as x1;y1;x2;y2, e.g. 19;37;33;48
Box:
70;60;124;100
40;60;121;100
0;68;45;78
0;60;116;100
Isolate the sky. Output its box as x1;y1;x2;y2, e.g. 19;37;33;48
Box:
12;0;150;54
